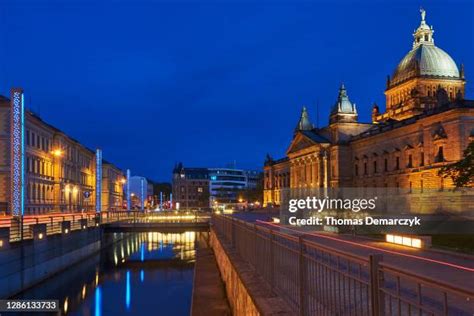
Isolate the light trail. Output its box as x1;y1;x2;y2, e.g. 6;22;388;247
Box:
256;220;474;273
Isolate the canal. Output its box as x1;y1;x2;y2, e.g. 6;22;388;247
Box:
15;231;207;315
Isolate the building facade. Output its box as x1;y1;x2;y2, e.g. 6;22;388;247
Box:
172;164;210;209
264;11;474;212
102;161;125;211
0;93;125;214
172;164;261;209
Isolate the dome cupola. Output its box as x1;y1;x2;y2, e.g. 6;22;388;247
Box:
389;9;461;87
330;84;358;124
378;9;466;123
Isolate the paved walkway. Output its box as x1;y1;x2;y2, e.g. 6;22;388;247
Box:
191;241;231;316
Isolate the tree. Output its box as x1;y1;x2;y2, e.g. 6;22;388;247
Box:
438;141;474;187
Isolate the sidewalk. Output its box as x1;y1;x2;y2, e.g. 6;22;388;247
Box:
191;243;231;316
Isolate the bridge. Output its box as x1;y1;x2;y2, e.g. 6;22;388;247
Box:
0;211;210;244
1;211;473;315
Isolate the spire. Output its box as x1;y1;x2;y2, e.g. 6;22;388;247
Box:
295;106;313;132
330;84;358;124
413;8;434;48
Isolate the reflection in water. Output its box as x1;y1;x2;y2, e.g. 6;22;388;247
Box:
95;286;102;316
16;231;206;316
126;270;131;310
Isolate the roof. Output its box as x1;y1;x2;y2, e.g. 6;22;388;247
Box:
300;129;330;143
264;156;289;167
390;10;460;87
391;44;460;86
331;84;356;115
295;107;313;131
351;99;474;141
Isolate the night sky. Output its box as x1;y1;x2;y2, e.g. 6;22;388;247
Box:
1;0;473;181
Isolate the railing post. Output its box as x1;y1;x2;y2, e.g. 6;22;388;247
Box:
253;224;258;267
231;217;236;248
270;230;275;289
369;254;384;316
299;235;306;316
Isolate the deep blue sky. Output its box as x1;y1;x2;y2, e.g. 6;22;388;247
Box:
1;0;473;181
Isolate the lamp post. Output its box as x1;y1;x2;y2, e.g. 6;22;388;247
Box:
51;147;64;212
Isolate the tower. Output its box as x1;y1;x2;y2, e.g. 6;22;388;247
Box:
379;9;465;122
329;84;358;124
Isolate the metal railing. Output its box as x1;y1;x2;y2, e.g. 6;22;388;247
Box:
212;214;474;316
1;210;210;242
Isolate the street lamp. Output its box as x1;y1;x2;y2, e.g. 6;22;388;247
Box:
51;147;66;212
51;149;63;157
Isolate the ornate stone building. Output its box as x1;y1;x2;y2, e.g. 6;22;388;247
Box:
264;10;474;211
0;93;124;214
102;161;125;211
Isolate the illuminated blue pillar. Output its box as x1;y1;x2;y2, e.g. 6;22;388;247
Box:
10;88;25;218
140;178;145;211
126;169;131;210
170;193;173;210
95;149;102;213
160;191;163;211
125;270;131;310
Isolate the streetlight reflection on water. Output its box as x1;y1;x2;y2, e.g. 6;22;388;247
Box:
57;231;199;315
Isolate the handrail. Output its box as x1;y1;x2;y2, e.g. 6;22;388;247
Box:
212;214;474;316
380;262;474;298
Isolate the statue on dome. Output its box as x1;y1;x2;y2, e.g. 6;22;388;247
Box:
420;8;426;22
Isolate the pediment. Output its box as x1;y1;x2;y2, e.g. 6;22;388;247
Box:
286;133;318;155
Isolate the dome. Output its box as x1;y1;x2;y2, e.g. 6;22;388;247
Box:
331;84;356;115
391;44;460;86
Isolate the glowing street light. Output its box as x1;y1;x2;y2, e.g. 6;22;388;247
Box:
51;149;63;157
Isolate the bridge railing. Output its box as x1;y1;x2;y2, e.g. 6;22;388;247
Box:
212;214;474;316
1;210;210;242
99;210;210;224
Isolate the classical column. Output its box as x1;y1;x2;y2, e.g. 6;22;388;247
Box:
322;150;329;197
312;158;318;188
290;162;294;188
317;154;323;188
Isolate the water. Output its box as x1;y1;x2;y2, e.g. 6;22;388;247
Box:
16;231;207;316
